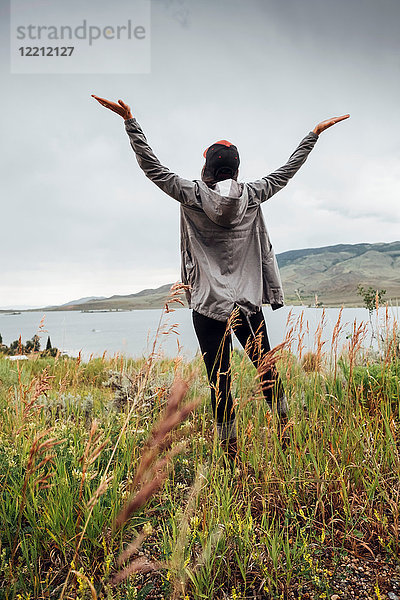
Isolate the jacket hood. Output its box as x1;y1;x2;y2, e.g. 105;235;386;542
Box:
200;179;248;228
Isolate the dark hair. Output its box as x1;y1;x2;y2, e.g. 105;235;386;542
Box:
201;165;239;188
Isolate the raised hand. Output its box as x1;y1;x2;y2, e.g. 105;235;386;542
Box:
91;95;133;120
313;114;350;135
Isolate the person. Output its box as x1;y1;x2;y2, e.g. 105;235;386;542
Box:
91;94;349;456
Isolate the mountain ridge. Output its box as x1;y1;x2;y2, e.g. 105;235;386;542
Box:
7;241;400;312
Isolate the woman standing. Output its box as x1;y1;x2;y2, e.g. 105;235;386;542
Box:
92;94;349;455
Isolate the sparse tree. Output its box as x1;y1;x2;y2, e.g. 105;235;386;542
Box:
357;285;386;316
32;334;40;352
357;284;387;343
25;339;34;353
9;339;24;355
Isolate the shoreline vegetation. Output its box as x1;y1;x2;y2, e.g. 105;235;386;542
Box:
0;333;60;359
1;286;400;599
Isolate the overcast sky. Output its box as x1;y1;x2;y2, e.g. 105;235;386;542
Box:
1;0;399;308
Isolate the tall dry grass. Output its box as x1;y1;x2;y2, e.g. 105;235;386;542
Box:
0;298;399;599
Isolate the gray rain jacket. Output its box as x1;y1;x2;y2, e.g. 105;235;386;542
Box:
125;117;318;322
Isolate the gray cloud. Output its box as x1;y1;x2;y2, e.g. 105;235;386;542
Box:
0;0;399;306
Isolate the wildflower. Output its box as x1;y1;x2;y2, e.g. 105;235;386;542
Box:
375;583;382;600
77;572;85;596
72;468;83;480
304;552;313;568
143;521;153;536
190;516;200;529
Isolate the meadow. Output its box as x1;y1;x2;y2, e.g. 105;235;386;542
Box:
1;295;400;600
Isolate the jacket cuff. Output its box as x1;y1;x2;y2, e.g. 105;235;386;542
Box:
124;117;137;127
309;131;319;139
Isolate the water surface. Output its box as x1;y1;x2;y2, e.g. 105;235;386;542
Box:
0;306;398;360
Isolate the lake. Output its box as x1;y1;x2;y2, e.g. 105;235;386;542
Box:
0;306;398;361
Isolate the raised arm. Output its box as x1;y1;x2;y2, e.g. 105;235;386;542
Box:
91;95;197;205
247;114;350;204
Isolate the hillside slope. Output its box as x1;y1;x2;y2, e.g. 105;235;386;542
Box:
42;242;400;311
278;241;400;305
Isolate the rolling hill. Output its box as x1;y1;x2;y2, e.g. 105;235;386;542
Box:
37;241;400;311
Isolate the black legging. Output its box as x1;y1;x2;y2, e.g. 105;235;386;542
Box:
192;306;285;425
